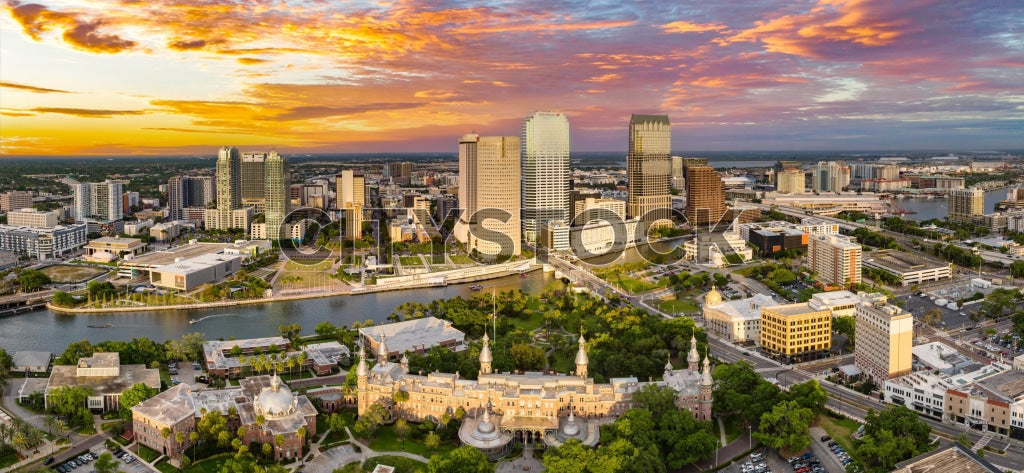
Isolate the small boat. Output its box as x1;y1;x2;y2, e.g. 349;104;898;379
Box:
189;320;197;324
88;323;111;328
469;284;484;291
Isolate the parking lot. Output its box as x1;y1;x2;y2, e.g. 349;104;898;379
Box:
901;294;972;331
50;443;158;473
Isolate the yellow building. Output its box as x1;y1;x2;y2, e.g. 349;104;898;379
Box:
760;302;832;363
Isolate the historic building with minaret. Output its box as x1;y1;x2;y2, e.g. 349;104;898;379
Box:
350;327;714;459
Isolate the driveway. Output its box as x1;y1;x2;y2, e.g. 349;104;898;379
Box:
304;444;359;473
809;426;845;473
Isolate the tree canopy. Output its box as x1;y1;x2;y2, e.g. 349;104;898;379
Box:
427;445;493;473
119;383;159;421
854;405;932;473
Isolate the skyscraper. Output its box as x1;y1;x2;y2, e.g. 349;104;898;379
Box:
808;234;862;287
72;180;123;222
949;187;984;223
456;134;521;258
263;151;288;240
776;168;805;194
627;115;671;221
855;297;913;384
812;161;850;193
214;146;241;230
521;111;570;245
337;170;365;240
241;152;267;213
685;165;726;227
168;176;215;221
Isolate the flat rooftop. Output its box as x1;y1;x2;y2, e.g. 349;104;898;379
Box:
48;363;160;396
121;242;233;268
360;317;465;354
85;237;143;247
13;351;52;367
975;369;1024;402
152;253;242;276
708;294;776;321
864;249;948;273
763;302;827;317
894;443;1001;473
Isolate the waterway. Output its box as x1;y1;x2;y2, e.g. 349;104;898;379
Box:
894;186;1007;222
0;271;556;354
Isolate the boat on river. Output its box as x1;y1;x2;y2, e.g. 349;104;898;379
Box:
87;323;112;328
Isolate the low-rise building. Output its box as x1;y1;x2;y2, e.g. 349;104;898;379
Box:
808;290;868;318
123;220;153;236
359;317;466;359
46;353;160;412
701;288;774;343
7;208;59;228
149;221;181;242
84;237;146;259
913;342;976;375
133;374;317;463
149;253;243;291
862;249;952;286
0;223;87;259
204;337;290;377
760;302;832;363
12;351;52;373
945;369;1024;438
893;443;1003;473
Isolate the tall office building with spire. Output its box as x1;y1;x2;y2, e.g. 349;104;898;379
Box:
627;114;672;222
263;151;288;240
521;111;570;244
456;133;521;259
214;146;241;230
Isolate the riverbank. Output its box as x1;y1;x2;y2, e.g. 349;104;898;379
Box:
46;261;540;314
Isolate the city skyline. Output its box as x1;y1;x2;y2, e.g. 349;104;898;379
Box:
1;1;1022;156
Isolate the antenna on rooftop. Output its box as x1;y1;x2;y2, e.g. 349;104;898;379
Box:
492;288;497;342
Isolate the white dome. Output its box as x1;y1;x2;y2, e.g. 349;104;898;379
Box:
254;374;297;419
705;286;722;307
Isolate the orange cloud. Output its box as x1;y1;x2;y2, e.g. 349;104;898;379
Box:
0;81;70;93
236;57;270;65
585;73;621;83
167;38;223;51
5;1;136;53
661;21;727;34
30;107;146;117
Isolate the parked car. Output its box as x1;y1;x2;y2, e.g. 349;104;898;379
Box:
820;435;831;441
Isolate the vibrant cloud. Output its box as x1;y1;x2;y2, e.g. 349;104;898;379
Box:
0;0;1021;155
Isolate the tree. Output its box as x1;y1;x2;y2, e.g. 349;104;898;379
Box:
315;321;337;338
855;405;932;472
52;291;76;307
508;343;545;371
165;332;205;361
632;385;677;414
262;442;273;460
394;419;410;450
46;385;92;427
424;431;440;452
119;383;159;421
832;316;856;348
87;281;117;299
54;339;94;365
712;361;780;426
1011;260;1024;278
94;452;121;473
353;403;388;439
785;379;828;414
427;445;493;473
753;400;814;454
922;308;943;328
18;269;51;292
979;288;1021;319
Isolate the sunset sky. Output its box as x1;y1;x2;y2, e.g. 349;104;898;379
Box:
1;0;1022;156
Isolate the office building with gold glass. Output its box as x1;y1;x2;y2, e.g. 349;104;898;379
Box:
455;134;521;258
626;115;671;222
760;302;832;363
949;187;985;223
337;170;365;240
685;165;727;227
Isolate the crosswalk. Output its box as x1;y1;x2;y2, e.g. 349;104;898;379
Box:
973;432;993;451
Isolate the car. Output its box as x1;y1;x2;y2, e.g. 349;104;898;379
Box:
55;465;66;473
802;452;814;460
45;457;55;465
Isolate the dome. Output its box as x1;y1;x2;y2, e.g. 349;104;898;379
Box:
88;251;117;263
705;285;722;307
561;410;580;437
254;374;297;419
574;334;588;366
479;332;493;364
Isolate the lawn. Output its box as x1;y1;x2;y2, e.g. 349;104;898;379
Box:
364;455;428;473
155;460;181;473
722;416;749;444
74;424;97;435
367;425;455;458
449;255;474;265
659;298;699;314
40;264;108;283
284;259;334;271
137;444;161;462
0;449;20;469
816;413;861;461
184;453;230;473
506;311;546;332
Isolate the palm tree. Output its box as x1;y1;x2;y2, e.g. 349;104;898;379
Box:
175;431;185;457
44;416;56;436
25;428;43;452
189;431;199;460
11;431;27;453
54;418;69;443
0;423;11;454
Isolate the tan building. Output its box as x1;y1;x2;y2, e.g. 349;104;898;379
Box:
776;168;805;194
83;236;146;259
949;187;984;223
760;302;832;363
685;165;727;227
808;234;862;287
46;353;160;412
945;370;1024;437
702;287;774;343
854;298;913;383
213;146;241;230
0;191;33;212
7;208;58;228
355;331;712;459
455;134;521;259
337;170;366;241
573;197;626;224
626;115;671;222
133;374;317;464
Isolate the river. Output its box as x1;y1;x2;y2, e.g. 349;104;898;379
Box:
0;271;556;354
894;186;1007;222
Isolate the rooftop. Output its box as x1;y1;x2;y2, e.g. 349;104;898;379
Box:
12;351;52;368
121;242;233;269
763;302;828;317
359;317;465;355
131;384;195;425
809;290;861;309
629;114;669;125
48;362;160;396
974;369;1024;402
152;253;243;275
864;249;949;273
706;294;776;321
912;342;967;371
894;443;1002;473
84;237;144;248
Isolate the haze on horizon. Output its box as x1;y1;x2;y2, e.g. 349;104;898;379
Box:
0;0;1022;156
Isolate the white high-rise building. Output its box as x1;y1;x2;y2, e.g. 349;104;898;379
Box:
72;180;123;222
263;152;288;240
521;111;570;245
